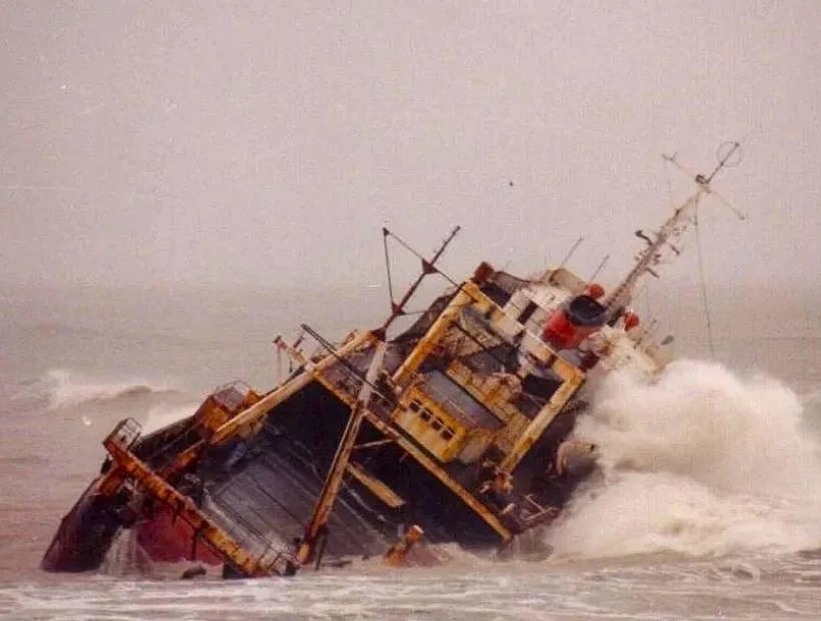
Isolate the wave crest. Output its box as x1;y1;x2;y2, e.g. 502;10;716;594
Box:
547;360;821;560
39;369;179;409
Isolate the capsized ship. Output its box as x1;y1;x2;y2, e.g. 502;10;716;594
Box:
42;148;740;578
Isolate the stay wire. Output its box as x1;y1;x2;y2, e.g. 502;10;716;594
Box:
694;209;716;358
382;229;395;306
664;156;715;358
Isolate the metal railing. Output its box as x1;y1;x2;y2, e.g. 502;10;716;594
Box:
106;418;142;450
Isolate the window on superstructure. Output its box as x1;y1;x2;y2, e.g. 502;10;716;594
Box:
518;301;538;324
409;399;457;442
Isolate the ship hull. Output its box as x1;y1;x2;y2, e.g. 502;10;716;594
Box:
41;264;620;577
41;480;122;573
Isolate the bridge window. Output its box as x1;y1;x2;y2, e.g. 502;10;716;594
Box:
408;399;456;442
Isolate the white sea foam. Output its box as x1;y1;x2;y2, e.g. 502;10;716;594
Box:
547;359;821;559
4;560;821;620
40;368;177;410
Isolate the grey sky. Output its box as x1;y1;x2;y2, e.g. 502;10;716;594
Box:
1;1;819;292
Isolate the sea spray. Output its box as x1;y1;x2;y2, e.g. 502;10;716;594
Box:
546;359;821;559
142;403;199;434
41;368;177;410
25;368;192;435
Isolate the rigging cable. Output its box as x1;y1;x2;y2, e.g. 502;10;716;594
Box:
694;210;716;358
382;228;396;308
663;154;715;358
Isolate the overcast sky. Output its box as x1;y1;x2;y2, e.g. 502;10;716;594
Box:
1;1;819;293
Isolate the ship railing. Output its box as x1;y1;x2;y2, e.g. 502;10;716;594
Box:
323;357;397;420
257;545;298;576
211;380;254;412
106;418;142;451
516;493;559;527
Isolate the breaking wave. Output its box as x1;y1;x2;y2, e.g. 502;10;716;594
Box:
547;360;821;560
142;403;200;434
37;368;180;409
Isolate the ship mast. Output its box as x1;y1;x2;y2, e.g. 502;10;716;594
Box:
603;142;741;316
603;191;704;314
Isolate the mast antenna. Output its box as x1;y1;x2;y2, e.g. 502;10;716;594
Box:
604;140;746;315
699;141;742;186
588;254;609;283
543;236;584;282
665;142;746;221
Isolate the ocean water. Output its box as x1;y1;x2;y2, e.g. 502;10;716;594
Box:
1;283;820;620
